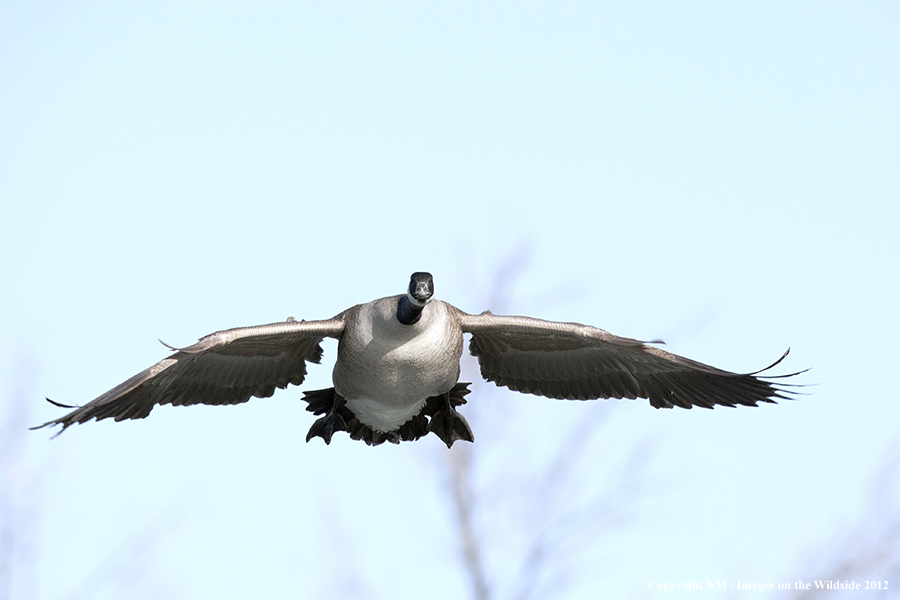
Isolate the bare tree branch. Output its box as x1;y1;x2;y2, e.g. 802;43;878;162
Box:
442;244;655;600
59;495;190;600
791;444;900;599
0;353;40;600
449;444;492;600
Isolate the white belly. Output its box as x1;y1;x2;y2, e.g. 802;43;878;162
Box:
344;395;429;432
333;298;463;432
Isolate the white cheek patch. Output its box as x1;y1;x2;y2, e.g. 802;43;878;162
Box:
407;291;429;308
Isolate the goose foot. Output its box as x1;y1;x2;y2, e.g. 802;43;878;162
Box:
302;384;473;447
302;388;350;444
427;384;475;449
306;412;349;444
428;406;474;448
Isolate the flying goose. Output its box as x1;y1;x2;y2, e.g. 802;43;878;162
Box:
34;272;803;447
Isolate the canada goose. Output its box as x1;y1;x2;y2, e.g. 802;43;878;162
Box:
34;272;803;447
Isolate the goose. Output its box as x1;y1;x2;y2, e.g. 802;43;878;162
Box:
34;272;803;447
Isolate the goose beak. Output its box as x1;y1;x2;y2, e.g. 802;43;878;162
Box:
408;272;434;305
413;281;432;302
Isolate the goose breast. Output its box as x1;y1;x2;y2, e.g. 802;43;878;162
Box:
333;297;463;431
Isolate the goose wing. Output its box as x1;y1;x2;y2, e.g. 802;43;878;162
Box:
458;311;799;409
34;316;346;434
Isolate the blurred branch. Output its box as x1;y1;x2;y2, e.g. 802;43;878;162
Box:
0;353;40;600
509;426;654;600
448;445;491;600
61;494;189;600
485;239;533;315
443;244;654;600
792;445;900;599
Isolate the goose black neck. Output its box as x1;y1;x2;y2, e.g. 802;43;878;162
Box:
397;296;425;325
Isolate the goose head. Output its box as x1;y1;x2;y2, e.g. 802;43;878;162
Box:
407;272;434;307
397;272;434;325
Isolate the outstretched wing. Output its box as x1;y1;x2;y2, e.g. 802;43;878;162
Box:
458;311;803;409
34;316;346;434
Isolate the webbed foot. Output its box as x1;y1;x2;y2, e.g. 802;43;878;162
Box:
306;412;349;444
428;407;474;448
427;384;475;448
302;388;350;444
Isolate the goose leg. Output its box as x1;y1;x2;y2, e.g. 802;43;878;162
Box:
427;387;475;449
302;388;349;445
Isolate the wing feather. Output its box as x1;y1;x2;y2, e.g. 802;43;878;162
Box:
34;316;346;434
458;311;803;409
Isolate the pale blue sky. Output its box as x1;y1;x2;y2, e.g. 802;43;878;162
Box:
1;2;898;599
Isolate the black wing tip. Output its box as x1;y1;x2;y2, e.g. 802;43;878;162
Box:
158;338;179;351
29;398;80;436
748;347;812;380
45;397;76;409
647;347;809;410
746;348;791;375
748;348;814;400
29;419;71;438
